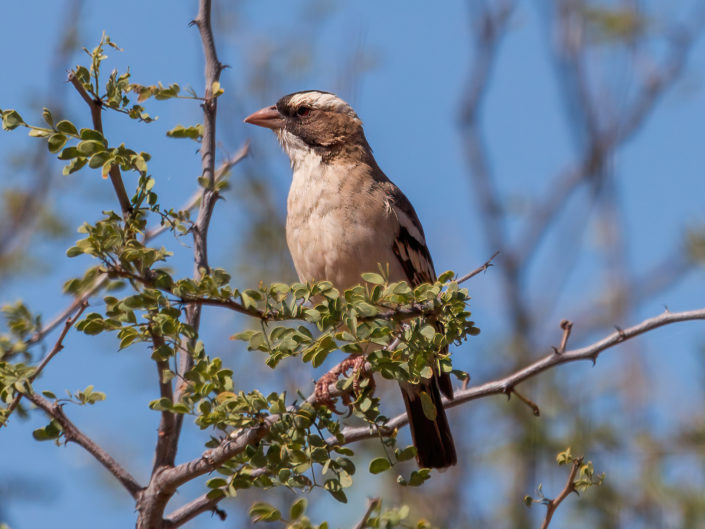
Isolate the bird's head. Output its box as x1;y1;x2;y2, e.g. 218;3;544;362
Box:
244;91;368;164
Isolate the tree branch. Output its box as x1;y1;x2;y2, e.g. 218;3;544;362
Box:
172;0;226;433
164;494;226;528
352;497;381;529
143;142;249;241
540;457;582;529
331;307;705;444
136;1;225;526
67;71;132;217
24;391;142;498
24;145;249;354
157;306;705;516
150;331;177;471
2;301;88;426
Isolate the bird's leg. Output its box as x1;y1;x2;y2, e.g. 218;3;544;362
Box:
314;354;374;411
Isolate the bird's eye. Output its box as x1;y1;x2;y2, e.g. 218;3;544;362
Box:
296;107;310;117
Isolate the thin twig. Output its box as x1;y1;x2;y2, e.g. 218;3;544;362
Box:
143;142;249;241
330;307;705;445
2;301;88;426
136;1;224;526
158;307;705;497
507;388;540;417
67;71;132;217
164;494;226;528
352;497;381;529
24;391;142;497
540;458;582;529
27;145;250;351
553;319;573;355
151;331;178;471
457;250;500;284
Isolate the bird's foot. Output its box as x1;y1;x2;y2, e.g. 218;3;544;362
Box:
314;354;374;411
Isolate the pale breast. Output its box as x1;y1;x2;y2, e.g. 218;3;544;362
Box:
285;160;406;290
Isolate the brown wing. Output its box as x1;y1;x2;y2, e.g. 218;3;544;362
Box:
387;184;454;401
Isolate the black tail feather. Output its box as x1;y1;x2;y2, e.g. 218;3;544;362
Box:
400;377;457;469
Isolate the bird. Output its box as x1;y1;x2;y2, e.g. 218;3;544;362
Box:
244;90;456;468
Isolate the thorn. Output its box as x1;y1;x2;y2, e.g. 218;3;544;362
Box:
509;388;541;416
555;319;573;354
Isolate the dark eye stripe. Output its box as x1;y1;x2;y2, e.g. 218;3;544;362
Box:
296;107;310;117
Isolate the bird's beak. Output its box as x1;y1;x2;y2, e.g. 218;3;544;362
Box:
244;105;285;130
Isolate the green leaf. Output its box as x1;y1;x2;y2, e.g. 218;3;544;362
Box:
289;498;307;520
77;139;106;155
32;419;62;441
369;457;392;474
47;134;68;153
66;246;84;258
58;146;80;160
354;302;377;317
42;107;54;127
166;124;203;141
419;391;437;421
394;445;417;462
206;477;227;489
56;120;78;135
79;128;106;142
63;157;87;175
2;110;25;130
249;502;281;523
437;270;455;283
323;479;348;503
361;272;385;285
88;151;112;169
28;128;50;138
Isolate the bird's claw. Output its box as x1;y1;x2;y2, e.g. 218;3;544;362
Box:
314;354;374;413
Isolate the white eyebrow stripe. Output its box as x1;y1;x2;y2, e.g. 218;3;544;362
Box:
288;92;358;118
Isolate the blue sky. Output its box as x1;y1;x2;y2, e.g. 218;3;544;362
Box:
2;1;704;528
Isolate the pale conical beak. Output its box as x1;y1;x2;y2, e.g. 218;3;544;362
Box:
244;105;285;130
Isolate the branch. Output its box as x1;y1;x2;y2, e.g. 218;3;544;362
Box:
25;144;250;353
137;1;225;526
2;301;88;425
151;331;178;471
164;494;226;528
352;497;381;529
173;0;226;416
143;142;249;241
540;458;581;529
158;307;705;518
457;250;500;283
24;391;142;498
67;71;132;217
331;307;705;444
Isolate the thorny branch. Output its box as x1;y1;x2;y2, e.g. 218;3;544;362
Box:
67;72;132;217
335;307;705;443
353;498;381;529
162;307;705;523
1;301;88;425
24;391;142;497
136;0;226;527
540;458;582;529
169;0;228;450
22;145;249;352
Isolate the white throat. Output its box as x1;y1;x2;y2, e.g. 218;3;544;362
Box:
276;129;323;173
